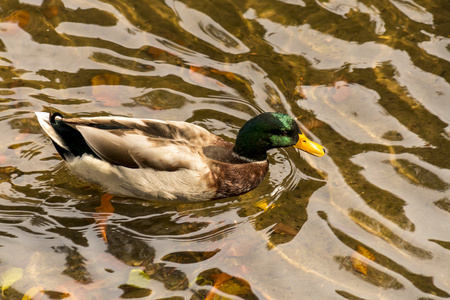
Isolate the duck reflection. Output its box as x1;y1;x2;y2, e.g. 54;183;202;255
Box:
105;227;189;293
96;200;269;299
104;227;261;299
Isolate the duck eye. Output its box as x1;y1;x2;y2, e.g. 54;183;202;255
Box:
281;131;288;136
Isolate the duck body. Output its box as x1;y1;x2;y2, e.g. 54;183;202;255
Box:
36;112;324;201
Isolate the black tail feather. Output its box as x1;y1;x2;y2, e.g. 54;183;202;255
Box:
49;113;99;160
50;112;63;124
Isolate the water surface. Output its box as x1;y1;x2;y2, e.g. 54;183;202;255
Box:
0;0;449;299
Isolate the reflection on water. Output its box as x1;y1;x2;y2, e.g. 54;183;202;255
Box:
0;0;449;298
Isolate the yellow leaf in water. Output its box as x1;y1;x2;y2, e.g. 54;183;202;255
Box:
357;245;375;261
351;246;375;275
351;253;367;275
254;199;270;211
22;286;41;300
1;267;23;295
127;269;151;289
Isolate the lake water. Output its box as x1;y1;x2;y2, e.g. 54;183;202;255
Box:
0;0;449;299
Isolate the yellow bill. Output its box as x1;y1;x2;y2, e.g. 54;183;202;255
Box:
293;133;326;157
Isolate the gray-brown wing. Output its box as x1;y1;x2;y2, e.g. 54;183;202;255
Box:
65;116;217;146
75;125;210;172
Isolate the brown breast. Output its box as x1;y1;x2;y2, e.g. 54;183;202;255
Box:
208;159;269;199
201;138;269;199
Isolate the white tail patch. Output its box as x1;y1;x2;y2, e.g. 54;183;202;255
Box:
35;112;69;150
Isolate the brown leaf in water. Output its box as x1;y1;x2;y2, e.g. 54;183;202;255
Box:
8;80;25;88
15;132;29;141
332;80;350;103
189;65;209;75
210;69;237;81
210;272;233;287
41;6;59;19
272;223;298;236
148;105;164;110
300;117;325;130
4;10;30;28
351;245;375;275
189;65;210;84
189;66;226;87
41;290;71;299
91;73;121;86
91;74;121;107
95;193;115;242
147;46;177;59
295;78;307;99
198;269;256;300
147;46;166;59
50;277;106;300
161;249;220;264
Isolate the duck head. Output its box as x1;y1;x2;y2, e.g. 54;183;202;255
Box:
233;112;325;161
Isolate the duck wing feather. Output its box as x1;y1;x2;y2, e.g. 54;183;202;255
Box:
63;116;217;172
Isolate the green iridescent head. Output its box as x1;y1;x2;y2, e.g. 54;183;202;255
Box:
233;112;300;161
233;112;325;161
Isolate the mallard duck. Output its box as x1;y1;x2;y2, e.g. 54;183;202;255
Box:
35;112;325;201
